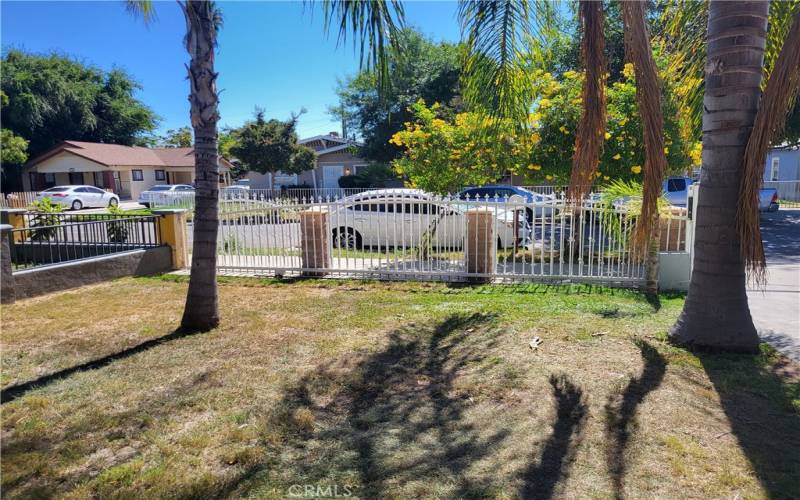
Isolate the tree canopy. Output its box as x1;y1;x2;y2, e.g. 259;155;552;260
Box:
229;110;315;184
333;28;463;163
1;50;158;158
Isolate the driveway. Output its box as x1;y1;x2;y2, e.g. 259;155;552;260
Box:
748;209;800;361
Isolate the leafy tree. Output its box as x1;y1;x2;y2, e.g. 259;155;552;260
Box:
333;28;463;163
0;129;28;166
390;101;530;194
390;64;691;194
0;50;158;157
160;127;193;148
229;111;316;189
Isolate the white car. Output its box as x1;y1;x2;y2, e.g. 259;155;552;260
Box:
36;185;119;210
221;185;250;200
138;184;195;208
327;189;529;250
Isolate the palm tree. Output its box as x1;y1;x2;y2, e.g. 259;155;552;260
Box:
669;1;800;351
125;1;402;331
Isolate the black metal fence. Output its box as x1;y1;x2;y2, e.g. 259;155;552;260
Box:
9;215;162;270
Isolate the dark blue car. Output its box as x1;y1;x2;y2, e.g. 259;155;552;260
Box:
457;185;558;220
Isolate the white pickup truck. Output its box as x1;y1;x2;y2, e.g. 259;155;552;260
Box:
663;177;779;211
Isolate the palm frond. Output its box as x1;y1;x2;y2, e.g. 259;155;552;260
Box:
125;0;156;24
567;0;607;202
317;0;405;91
623;0;667;255
738;10;800;283
459;0;558;126
660;0;800;140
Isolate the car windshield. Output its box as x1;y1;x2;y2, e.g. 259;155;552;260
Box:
148;186;173;192
43;187;70;192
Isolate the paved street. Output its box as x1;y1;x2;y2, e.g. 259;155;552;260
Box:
748;209;800;361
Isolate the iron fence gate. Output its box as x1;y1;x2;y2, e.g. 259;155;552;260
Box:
193;191;690;286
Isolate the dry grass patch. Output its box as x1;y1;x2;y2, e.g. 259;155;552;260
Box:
1;277;798;498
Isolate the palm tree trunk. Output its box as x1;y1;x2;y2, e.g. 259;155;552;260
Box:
669;0;767;352
181;0;220;331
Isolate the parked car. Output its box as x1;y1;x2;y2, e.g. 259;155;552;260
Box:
221;185;250;200
664;176;779;211
36;185;119;210
458;185;558;220
138;184;195;208
328;189;529;250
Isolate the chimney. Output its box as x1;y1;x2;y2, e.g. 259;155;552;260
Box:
329;131;339;137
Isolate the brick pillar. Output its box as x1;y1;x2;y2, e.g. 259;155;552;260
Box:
1;224;15;304
465;208;496;282
152;209;189;270
1;209;28;243
300;207;330;277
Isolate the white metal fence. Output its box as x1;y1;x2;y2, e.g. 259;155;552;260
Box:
187;191;690;285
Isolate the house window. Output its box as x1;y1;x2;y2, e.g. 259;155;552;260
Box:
132;169;144;181
770;157;780;181
155;170;166;181
44;173;56;185
68;172;83;185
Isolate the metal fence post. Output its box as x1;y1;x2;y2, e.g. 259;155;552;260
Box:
1;224;16;304
300;207;330;277
152;209;189;270
465;208;496;282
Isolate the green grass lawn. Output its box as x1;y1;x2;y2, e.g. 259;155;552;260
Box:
1;277;798;499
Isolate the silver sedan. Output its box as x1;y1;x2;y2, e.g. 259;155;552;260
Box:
36;185;120;210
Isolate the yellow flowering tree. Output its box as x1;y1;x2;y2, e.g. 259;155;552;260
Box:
526;64;694;185
390;63;695;193
390;101;536;194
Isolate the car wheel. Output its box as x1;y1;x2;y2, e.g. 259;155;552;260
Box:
71;200;83;211
108;197;119;207
332;227;362;249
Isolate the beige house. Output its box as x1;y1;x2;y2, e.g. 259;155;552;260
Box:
243;133;369;189
23;141;234;200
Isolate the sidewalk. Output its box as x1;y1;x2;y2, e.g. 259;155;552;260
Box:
748;264;800;362
749;209;800;362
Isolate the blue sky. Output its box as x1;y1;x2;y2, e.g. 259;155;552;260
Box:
1;0;461;139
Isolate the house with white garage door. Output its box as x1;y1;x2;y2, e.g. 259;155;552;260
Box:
242;132;369;189
22;141;235;200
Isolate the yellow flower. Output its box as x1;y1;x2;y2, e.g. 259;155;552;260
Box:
528;164;542;171
603;175;610;181
563;70;578;79
613;153;621;160
663;147;669;154
631;165;642;174
619;118;628;126
539;98;551;108
604;132;611;140
595;171;602;178
559;126;569;134
545;174;553;181
623;63;635;79
530;132;541;144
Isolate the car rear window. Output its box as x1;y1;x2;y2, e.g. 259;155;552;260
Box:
43;187;70;192
149;185;173;191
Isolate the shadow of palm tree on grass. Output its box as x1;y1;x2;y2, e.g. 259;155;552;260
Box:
698;348;800;497
264;313;510;498
520;373;588;499
604;340;666;499
1;327;209;404
247;313;598;499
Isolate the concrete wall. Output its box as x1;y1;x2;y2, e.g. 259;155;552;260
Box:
11;246;171;300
